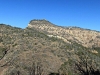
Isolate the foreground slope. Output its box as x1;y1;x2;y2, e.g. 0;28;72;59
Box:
0;21;100;75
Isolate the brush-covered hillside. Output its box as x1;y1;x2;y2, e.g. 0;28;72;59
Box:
0;20;100;75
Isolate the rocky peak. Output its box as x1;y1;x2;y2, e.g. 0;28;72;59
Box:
28;19;56;31
29;19;53;25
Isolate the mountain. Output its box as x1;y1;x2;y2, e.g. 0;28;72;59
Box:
0;20;100;75
28;19;100;48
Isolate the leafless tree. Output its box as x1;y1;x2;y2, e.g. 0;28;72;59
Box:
28;62;44;75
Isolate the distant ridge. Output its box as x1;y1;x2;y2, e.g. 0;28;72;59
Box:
28;19;100;48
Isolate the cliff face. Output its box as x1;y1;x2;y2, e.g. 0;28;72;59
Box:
0;20;100;75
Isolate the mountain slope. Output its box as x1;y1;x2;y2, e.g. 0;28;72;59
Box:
28;19;100;48
0;21;100;75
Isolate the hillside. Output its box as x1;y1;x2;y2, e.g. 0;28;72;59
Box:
28;19;100;48
0;20;100;75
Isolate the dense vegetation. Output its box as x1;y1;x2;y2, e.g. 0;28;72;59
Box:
0;24;100;75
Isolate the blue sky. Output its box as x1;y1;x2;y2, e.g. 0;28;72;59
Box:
0;0;100;31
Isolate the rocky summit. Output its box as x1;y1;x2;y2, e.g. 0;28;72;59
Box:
0;20;100;75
